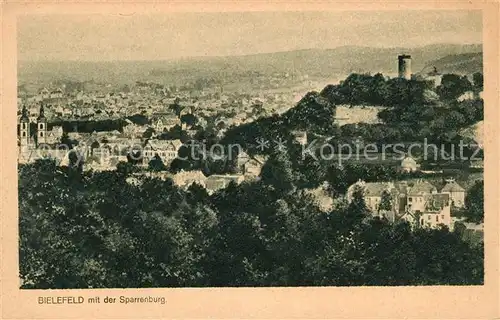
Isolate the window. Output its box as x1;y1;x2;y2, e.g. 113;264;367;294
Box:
427;215;431;220
420;218;424;225
436;215;439;222
22;123;26;129
409;197;412;202
22;132;26;137
441;215;445;219
40;132;44;137
40;124;44;130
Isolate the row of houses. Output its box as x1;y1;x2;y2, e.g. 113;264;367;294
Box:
346;179;466;229
127;171;247;195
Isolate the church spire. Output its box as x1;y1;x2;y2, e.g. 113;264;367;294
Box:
20;105;29;122
37;104;46;121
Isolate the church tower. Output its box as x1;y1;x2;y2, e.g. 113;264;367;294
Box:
19;105;30;150
36;104;47;146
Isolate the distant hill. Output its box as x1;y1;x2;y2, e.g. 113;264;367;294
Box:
18;43;482;87
419;52;483;75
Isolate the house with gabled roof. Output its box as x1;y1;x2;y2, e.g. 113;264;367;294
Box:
45;126;63;144
347;179;455;229
440;178;466;207
347;180;401;220
152;113;180;132
50;88;64;99
416;193;452;229
236;151;268;178
39;88;50;100
142;139;182;166
405;180;438;212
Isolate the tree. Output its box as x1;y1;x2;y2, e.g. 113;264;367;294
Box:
464;180;484;223
142;127;155;139
116;161;137;175
148;154;167;172
126;148;143;165
127;114;150;126
472;72;483;93
180;113;198;128
169;100;185;118
18;149;484;288
159;124;183;140
346;184;370;224
379;189;392;212
260;150;295;193
437;74;473;101
60;132;75;149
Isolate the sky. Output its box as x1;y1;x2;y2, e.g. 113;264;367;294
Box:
17;10;482;61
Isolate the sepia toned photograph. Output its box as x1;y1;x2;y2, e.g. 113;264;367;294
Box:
16;9;486;291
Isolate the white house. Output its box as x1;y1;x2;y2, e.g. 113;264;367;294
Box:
440;179;466;208
405;180;437;212
142;139;182;165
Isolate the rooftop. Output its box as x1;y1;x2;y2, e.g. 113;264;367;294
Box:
441;180;466;193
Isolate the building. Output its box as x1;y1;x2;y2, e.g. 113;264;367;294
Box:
36;105;47;145
469;159;484;169
457;91;476;102
347;180;400;222
205;174;245;194
236;151;267;178
422;66;443;87
38;88;50;100
243;156;267;178
18;106;73;165
50;88;64;99
347;179;454;229
425;74;443;87
400;155;419;172
142;139;182;166
236;151;251;170
152;113;181;132
417;193;452;229
291;130;307;146
405;180;438;212
18;105;66;164
45;126;64;144
305;182;334;213
171;170;207;189
440;178;466;207
122;120;147;138
398;54;412;80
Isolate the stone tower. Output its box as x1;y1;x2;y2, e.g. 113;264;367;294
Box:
398;54;412;80
36;104;47;146
19;105;30;150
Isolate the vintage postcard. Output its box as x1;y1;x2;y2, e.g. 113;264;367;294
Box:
1;1;499;319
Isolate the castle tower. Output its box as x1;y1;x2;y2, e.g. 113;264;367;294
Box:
19;105;30;150
36;105;47;146
398;54;412;80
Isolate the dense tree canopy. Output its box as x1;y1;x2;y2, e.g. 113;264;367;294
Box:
320;73;434;107
19;159;483;288
437;74;473;101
